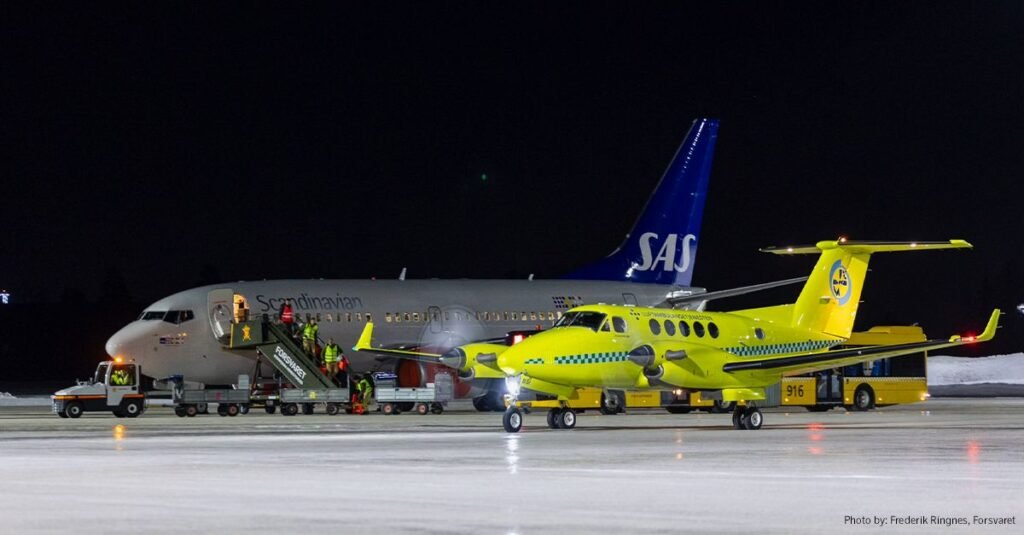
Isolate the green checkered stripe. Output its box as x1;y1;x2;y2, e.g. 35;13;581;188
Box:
524;358;545;365
726;339;838;357
554;352;629;365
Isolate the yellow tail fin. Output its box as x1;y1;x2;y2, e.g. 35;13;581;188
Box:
760;239;971;339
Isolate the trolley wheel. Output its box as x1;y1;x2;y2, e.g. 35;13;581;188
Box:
546;408;561;429
66;401;84;418
302;403;314;415
226;404;240;417
123;399;143;418
382;403;395;416
325;403;340;416
264;404;276;414
282;403;298;416
416;403;429;415
217;404;229;417
502;407;523;433
185;404;199;417
731;408;743;429
852;385;875;411
430;403;444;415
710;400;736;414
174;406;187;417
559;408;577;429
741;407;763;430
239;404;250;415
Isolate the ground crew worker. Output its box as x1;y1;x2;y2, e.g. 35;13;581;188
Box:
302;318;318;356
337;352;350;387
357;375;373;407
279;298;295;335
323;337;341;381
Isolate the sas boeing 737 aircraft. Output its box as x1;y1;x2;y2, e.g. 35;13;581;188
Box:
106;119;765;408
357;239;1000;429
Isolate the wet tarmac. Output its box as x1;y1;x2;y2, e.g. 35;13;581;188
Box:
1;399;1022;533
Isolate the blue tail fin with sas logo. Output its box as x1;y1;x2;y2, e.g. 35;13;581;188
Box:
566;118;719;286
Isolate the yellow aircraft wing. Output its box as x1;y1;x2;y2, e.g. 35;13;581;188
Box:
722;309;1001;376
351;322;445;363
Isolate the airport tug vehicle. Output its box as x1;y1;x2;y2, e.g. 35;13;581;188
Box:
52;359;147;418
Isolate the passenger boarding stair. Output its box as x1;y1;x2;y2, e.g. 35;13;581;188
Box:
226;320;335;389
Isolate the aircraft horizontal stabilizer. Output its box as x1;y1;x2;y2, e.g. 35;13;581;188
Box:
666;276;807;308
722;309;1001;375
352;322;444;362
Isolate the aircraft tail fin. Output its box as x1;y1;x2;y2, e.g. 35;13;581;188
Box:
760;239;972;339
566;118;719;286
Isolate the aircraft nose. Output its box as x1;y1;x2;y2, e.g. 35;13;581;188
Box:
497;342;528;374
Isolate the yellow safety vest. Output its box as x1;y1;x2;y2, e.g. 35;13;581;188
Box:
302;323;318;340
323;344;340;363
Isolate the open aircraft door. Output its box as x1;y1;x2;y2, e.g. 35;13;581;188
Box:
207;289;234;344
427;305;444;334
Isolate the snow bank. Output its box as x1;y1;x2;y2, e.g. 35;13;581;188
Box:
0;392;51;406
928;353;1024;386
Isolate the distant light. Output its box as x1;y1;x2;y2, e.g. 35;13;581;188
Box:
1016;303;1024;315
838;236;848;243
481;173;488;181
0;290;8;304
910;242;918;248
963;335;976;343
786;247;794;253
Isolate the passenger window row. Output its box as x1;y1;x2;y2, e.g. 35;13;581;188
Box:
381;310;562;323
648;318;720;339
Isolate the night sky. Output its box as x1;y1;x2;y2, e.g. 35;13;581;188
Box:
2;3;1022;354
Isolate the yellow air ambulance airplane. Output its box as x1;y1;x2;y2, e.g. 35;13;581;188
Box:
356;239;1000;432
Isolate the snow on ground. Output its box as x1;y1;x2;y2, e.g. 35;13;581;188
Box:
928;353;1024;386
0;393;50;407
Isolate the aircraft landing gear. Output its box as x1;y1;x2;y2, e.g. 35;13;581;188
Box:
545;407;577;429
732;405;763;430
503;407;523;433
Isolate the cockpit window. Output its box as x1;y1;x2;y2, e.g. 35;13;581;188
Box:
164;310;195;324
139;310;167;320
553;311;607;332
612;317;627;333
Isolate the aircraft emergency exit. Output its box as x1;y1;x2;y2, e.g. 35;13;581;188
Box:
356;239;1000;431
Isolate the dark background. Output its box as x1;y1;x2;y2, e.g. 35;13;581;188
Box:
1;2;1022;381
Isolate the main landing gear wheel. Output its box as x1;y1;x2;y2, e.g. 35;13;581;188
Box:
546;408;561;429
503;407;523;433
852;386;875;411
741;407;763;430
559;408;577;429
600;391;624;415
731;409;743;430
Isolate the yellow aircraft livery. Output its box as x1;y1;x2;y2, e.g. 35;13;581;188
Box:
356;239;1000;432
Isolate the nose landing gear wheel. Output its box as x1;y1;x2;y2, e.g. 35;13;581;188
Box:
503;407;523;433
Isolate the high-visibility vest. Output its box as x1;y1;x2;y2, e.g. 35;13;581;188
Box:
281;304;294;323
323;344;340;363
302;323;317;340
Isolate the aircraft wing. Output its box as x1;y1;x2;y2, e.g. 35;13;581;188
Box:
351;323;444;363
722;309;1001;376
665;276;807;309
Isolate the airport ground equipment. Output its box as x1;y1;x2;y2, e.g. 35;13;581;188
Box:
374;372;453;415
52;359;147;418
171;375;251;417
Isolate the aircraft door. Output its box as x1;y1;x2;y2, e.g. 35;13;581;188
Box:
207;288;234;344
427;306;443;334
622;293;638;306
